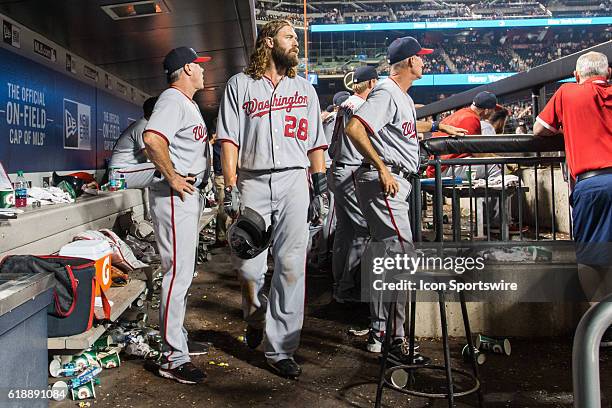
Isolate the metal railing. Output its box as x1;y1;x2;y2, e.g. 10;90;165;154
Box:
572;293;612;408
413;134;567;243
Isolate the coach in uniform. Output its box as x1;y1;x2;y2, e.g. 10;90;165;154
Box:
217;19;327;379
345;36;466;359
534;51;612;345
328;66;378;303
143;46;211;384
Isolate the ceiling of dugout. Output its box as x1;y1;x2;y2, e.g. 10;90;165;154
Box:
0;0;257;118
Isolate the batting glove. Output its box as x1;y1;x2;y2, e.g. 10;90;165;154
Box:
308;172;330;225
223;186;241;219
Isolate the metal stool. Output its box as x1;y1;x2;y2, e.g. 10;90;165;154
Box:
374;275;484;408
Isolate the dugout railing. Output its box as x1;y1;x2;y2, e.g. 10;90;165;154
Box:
415;134;566;243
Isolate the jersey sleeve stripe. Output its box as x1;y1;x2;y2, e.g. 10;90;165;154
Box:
536;116;559;133
353;114;375;135
219;139;239;148
146;130;170;145
308;145;328;154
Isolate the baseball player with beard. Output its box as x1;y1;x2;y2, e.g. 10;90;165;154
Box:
142;46;211;385
328;66;378;303
217;20;327;379
345;37;466;361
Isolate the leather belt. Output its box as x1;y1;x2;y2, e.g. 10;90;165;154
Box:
576;167;612;183
153;170;207;189
241;166;304;175
359;163;416;181
334;162;360;169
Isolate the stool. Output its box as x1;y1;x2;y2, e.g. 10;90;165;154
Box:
374;275;484;408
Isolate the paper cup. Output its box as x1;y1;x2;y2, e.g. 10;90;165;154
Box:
0;189;14;208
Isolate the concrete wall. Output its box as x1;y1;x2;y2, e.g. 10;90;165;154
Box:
520;166;571;235
410;251;587;338
414;301;588;338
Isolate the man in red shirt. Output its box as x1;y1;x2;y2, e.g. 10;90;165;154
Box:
534;51;612;343
426;91;501;179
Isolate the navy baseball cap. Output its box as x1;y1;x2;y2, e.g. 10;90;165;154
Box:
163;47;211;75
333;91;351;106
472;91;498;109
326;105;334;113
354;66;379;83
388;36;433;65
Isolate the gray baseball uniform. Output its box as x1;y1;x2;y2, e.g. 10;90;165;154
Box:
329;94;369;301
109;117;157;189
115;162;156;189
353;78;420;336
217;72;326;363
144;86;208;369
311;111;337;266
322;112;336;168
109;117;147;167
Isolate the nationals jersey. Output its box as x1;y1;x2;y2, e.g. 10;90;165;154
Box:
217;73;326;171
331;94;367;165
322;111;337;167
352;78;420;173
144;87;208;176
109;117;148;168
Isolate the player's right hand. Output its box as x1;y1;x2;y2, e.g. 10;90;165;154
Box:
378;167;399;197
168;174;196;201
223;186;241;218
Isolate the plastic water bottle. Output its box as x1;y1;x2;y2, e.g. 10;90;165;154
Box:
109;168;118;192
14;170;28;207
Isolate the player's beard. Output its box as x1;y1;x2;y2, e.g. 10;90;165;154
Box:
271;43;299;71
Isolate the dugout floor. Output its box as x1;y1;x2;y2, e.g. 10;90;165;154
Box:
50;245;612;408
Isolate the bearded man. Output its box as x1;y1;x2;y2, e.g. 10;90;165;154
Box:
216;20;327;379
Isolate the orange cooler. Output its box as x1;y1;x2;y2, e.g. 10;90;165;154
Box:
59;240;113;295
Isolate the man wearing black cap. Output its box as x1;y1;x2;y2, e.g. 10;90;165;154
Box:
142;46;211;384
345;37;465;361
328;65;378;303
425;91;501;179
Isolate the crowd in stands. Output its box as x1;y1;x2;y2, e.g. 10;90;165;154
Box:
447;43;519;73
256;0;612;25
471;1;549;18
308;25;609;76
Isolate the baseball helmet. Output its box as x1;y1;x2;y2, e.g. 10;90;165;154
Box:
52;171;88;198
228;207;273;260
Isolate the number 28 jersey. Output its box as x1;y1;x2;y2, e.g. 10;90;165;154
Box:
217;72;327;171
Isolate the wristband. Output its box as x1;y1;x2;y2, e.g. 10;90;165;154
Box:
311;172;328;196
431;120;440;132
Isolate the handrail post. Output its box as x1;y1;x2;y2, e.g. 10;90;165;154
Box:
531;86;541;123
572;292;612;408
412;175;422;243
434;156;443;242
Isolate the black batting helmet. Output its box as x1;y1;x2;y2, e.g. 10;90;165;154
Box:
228;207;273;259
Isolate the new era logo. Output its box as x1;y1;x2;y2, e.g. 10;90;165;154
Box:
63;99;91;150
